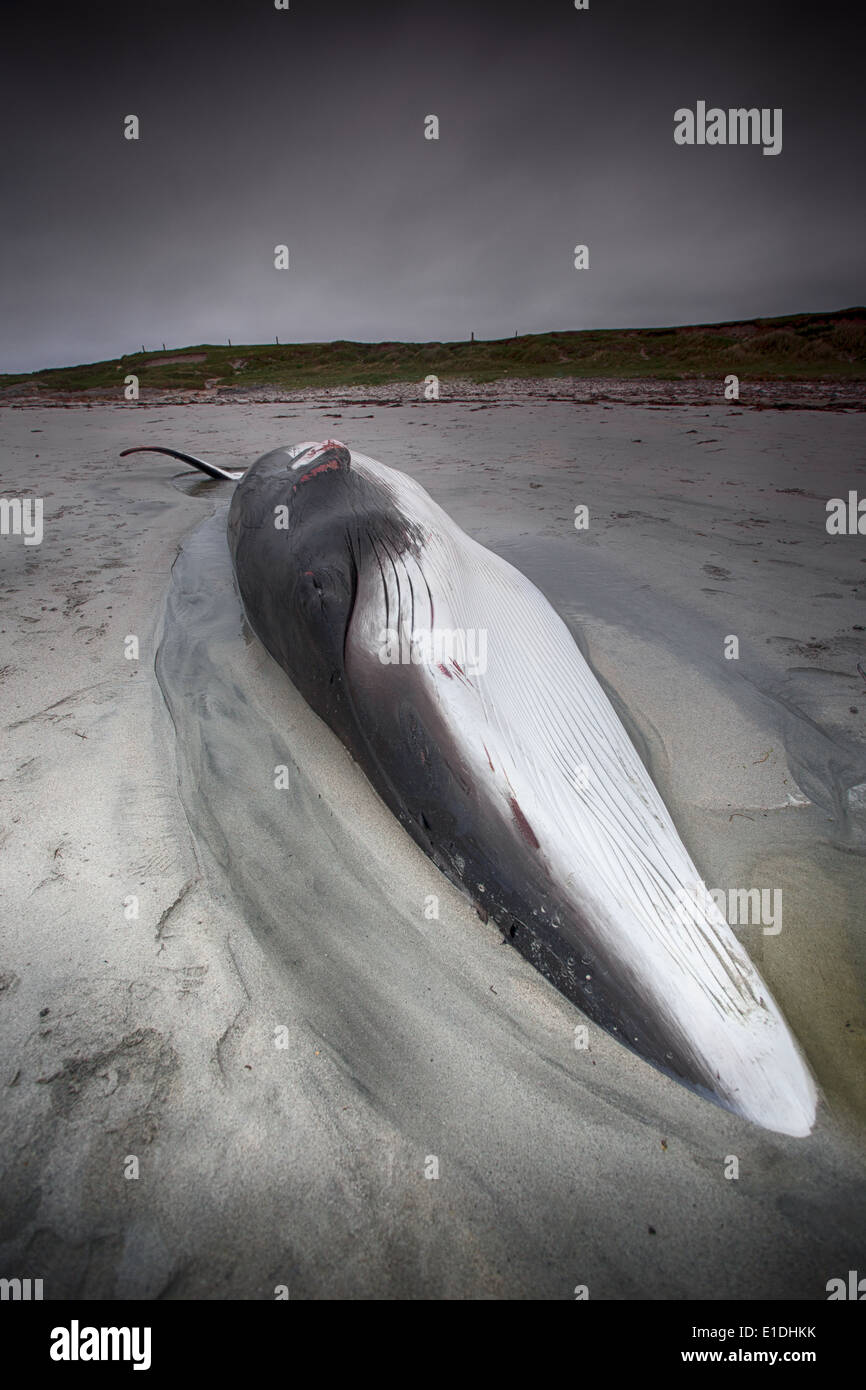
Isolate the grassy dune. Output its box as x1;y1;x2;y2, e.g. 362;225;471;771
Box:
3;308;864;394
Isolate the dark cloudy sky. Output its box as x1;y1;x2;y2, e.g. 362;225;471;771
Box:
1;0;863;371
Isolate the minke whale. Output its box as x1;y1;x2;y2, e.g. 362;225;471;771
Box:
123;438;817;1136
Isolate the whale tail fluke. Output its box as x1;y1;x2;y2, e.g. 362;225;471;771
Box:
120;446;244;483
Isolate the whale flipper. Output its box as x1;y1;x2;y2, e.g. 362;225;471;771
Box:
120;446;244;483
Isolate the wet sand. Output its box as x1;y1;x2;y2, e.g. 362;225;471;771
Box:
1;396;864;1298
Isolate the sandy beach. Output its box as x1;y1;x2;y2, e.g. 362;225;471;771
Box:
1;389;864;1299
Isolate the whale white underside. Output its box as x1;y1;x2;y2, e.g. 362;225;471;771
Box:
276;443;816;1138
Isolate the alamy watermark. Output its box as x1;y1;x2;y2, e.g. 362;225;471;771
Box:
676;884;783;935
0;1277;43;1300
826;491;866;534
378;627;488;676
0;496;43;545
674;102;782;156
826;1270;865;1300
50;1322;151;1370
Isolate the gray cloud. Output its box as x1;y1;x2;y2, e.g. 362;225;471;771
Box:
1;0;863;371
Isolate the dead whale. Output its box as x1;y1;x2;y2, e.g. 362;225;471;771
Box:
123;438;817;1136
